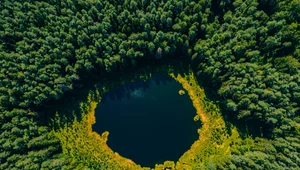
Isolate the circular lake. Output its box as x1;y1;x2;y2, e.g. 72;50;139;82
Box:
93;74;201;167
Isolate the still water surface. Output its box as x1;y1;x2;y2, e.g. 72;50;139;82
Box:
93;74;201;167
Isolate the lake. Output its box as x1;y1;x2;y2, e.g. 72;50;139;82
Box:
93;74;201;167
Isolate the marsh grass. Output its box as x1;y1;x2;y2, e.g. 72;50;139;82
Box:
53;62;254;169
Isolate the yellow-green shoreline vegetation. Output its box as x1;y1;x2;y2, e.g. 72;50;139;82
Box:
53;63;253;169
178;89;185;95
1;0;299;169
169;72;254;169
55;93;142;170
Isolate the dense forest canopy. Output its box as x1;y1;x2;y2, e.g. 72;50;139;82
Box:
0;0;299;169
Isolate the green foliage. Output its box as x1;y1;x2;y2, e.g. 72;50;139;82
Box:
0;0;299;169
192;0;300;169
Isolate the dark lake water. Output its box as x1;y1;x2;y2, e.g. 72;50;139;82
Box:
93;74;201;167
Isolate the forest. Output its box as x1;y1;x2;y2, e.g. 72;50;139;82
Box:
0;0;299;169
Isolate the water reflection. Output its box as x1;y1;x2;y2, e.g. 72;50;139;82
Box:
93;74;201;167
101;74;173;104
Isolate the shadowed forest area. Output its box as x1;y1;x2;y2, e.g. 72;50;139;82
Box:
0;0;300;169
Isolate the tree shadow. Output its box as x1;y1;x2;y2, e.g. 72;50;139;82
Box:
37;78;97;130
101;74;175;104
195;74;265;139
38;60;190;131
38;58;257;142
